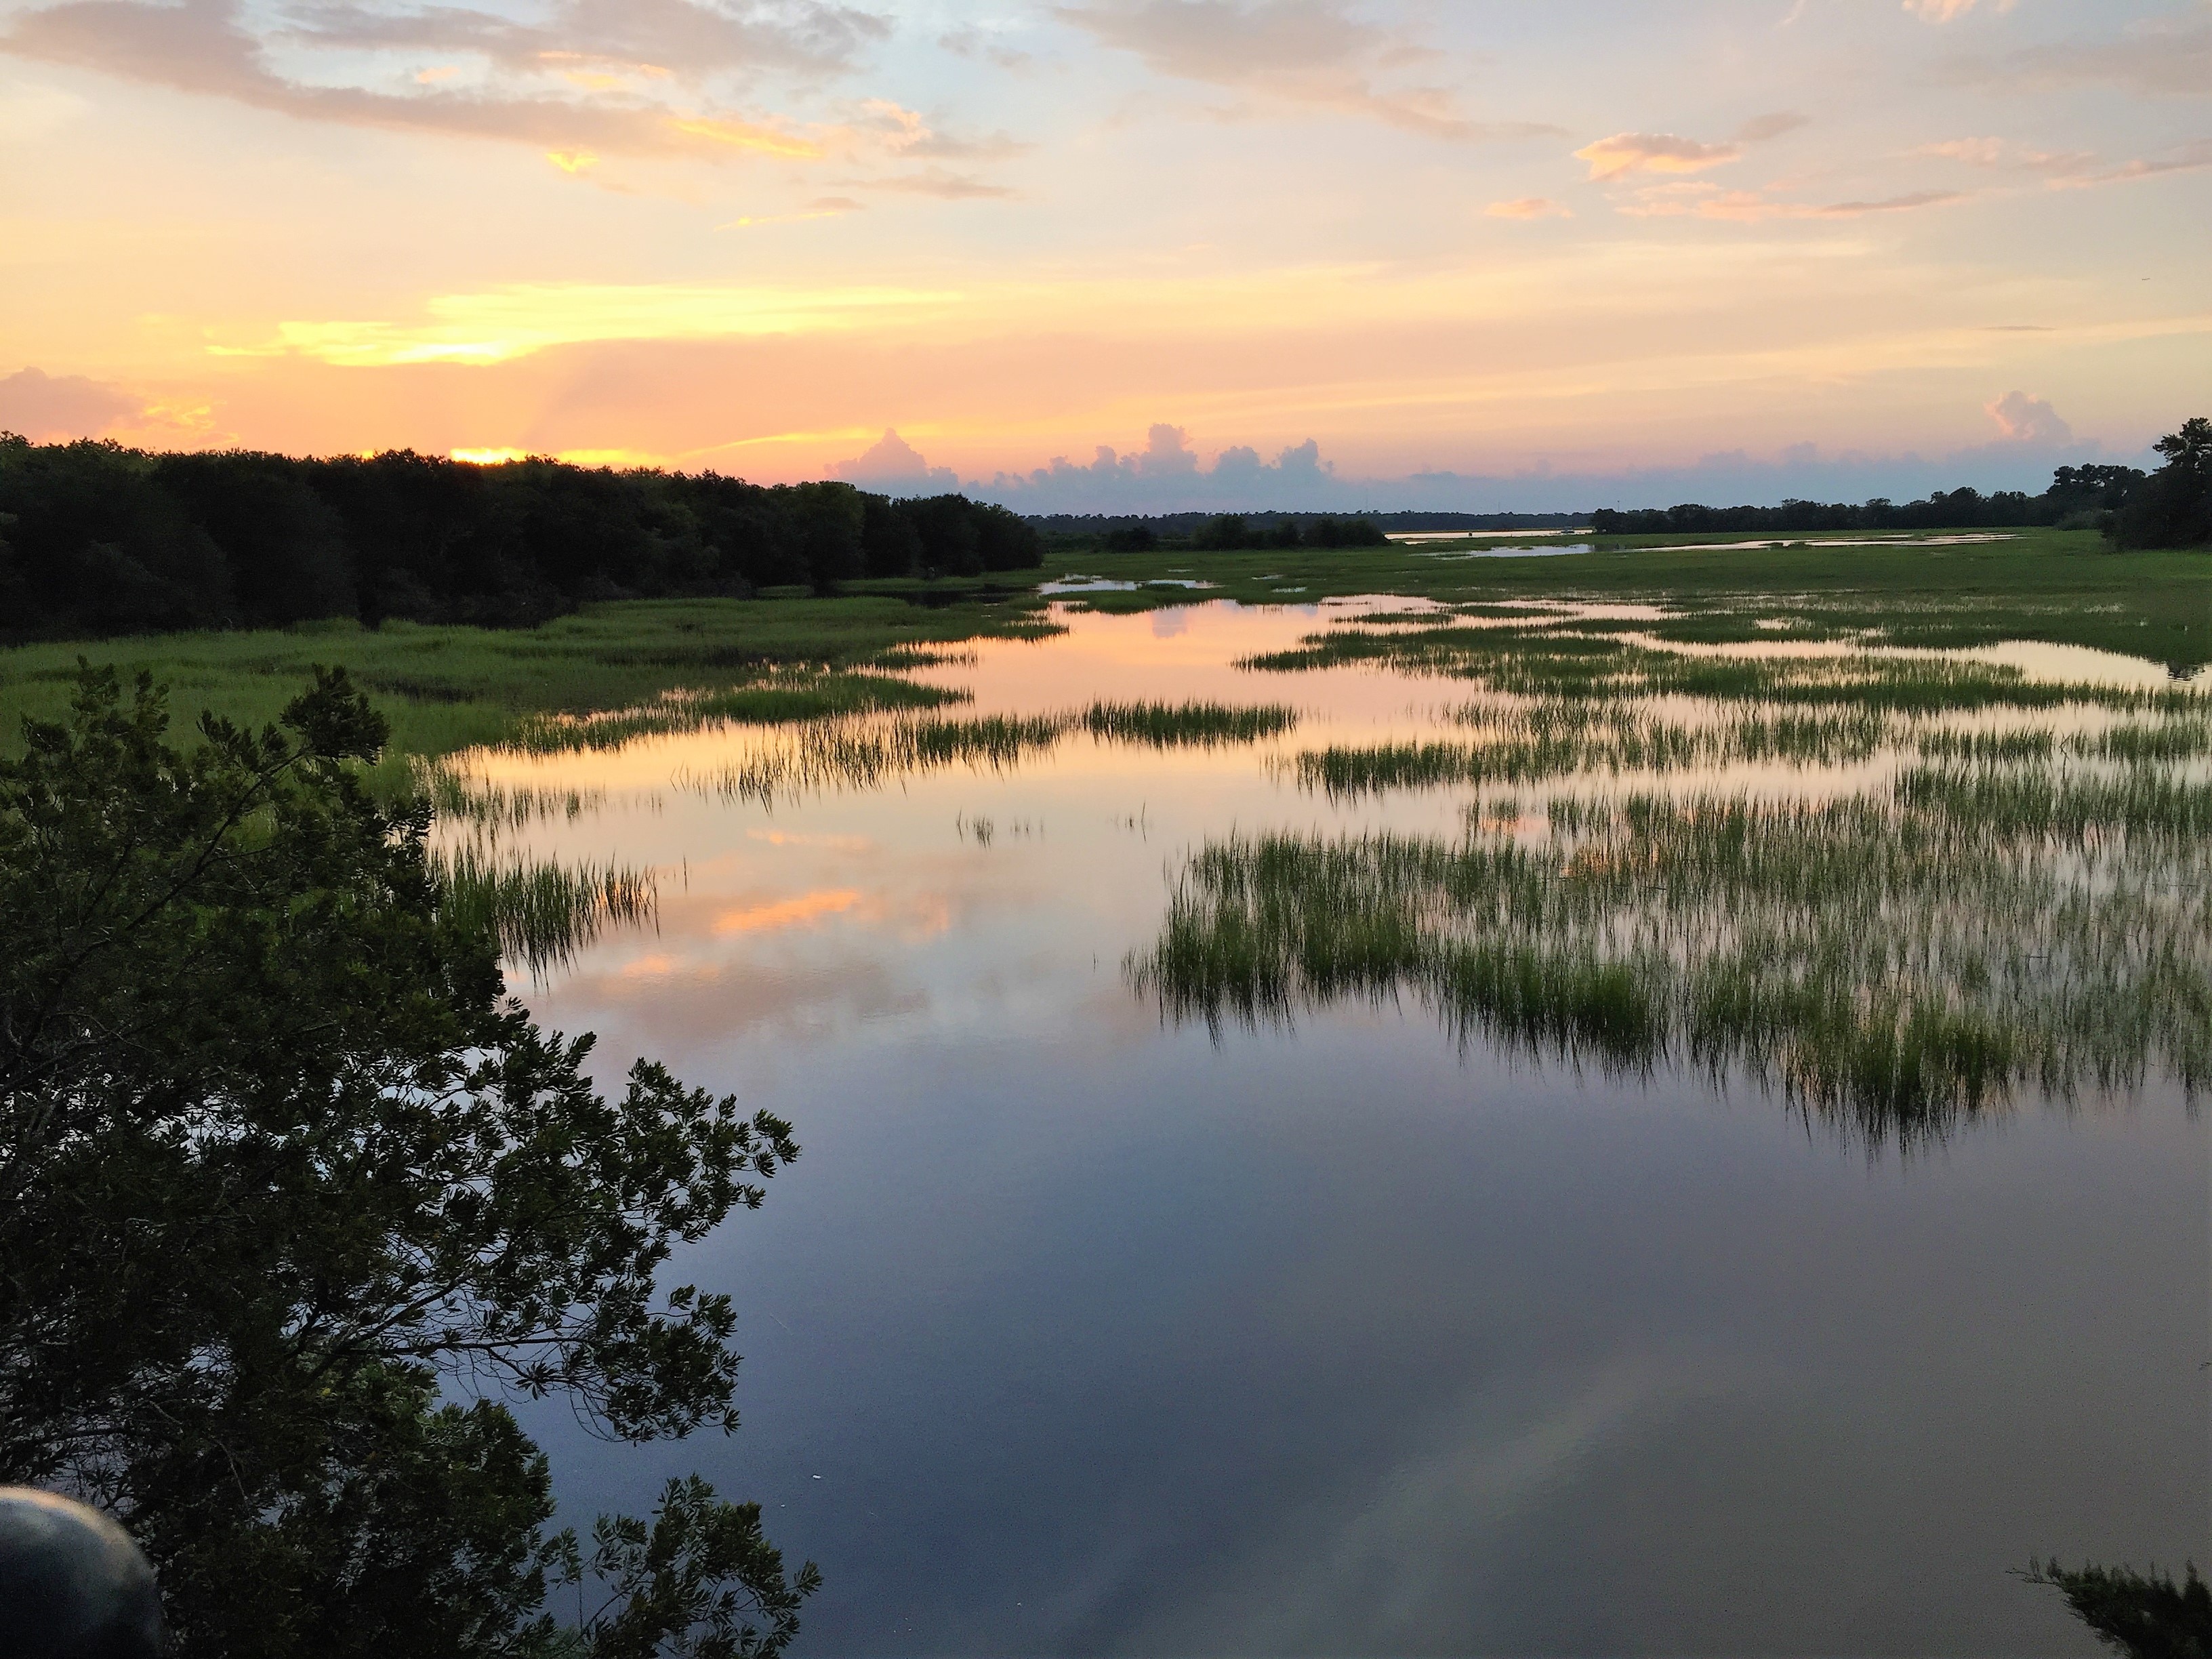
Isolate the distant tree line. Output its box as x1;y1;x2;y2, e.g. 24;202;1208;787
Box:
1182;513;1391;551
0;438;1043;643
1586;431;2212;549
1041;509;1579;553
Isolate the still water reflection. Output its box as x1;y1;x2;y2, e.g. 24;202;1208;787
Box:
468;602;2205;1657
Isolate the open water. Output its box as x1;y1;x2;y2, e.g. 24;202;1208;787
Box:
468;600;2207;1657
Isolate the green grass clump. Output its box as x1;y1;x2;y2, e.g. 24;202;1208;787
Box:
2079;717;2212;762
1081;701;1298;745
1915;728;2059;762
1894;760;2212;841
433;844;658;978
683;699;1299;807
1131;773;2212;1144
685;712;1069;808
501;671;966;754
1246;623;2199;715
1293;706;1892;798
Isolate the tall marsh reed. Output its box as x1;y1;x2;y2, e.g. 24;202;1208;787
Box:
1133;764;2212;1143
433;844;659;977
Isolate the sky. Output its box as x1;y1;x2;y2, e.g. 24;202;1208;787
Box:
1;0;2207;510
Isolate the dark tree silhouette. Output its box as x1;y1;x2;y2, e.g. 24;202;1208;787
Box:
0;438;1043;642
2024;1559;2212;1658
0;668;817;1654
2112;418;2212;550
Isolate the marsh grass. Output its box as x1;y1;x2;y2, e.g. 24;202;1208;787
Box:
417;764;613;834
1294;705;1892;798
434;844;659;977
2083;718;2212;762
1132;770;2212;1143
502;670;965;754
687;700;1298;806
1082;701;1299;745
1915;728;2060;762
1242;626;2196;714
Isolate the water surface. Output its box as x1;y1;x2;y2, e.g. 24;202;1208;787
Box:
463;600;2207;1657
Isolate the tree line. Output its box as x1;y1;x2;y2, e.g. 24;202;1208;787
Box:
1589;434;2212;547
1036;509;1578;550
0;438;1044;642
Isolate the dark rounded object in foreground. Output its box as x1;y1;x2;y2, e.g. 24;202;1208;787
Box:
0;1489;163;1659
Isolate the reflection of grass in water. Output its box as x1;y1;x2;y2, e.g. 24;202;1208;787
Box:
1897;760;2212;839
434;844;658;977
689;713;1069;807
1132;776;2212;1145
417;762;611;833
1295;707;1890;798
1914;728;2059;762
1082;701;1298;745
687;701;1297;806
1244;627;2196;714
2086;717;2212;762
503;670;966;754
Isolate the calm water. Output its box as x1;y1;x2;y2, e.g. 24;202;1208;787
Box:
466;601;2207;1657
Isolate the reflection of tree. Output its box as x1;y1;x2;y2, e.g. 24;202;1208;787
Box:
0;671;815;1654
1132;774;2212;1145
2022;1559;2212;1658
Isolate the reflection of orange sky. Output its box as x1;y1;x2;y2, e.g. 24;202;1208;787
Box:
712;888;862;935
453;601;1464;796
598;878;956;987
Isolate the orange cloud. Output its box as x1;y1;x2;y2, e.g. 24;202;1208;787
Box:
668;116;824;160
248;281;964;367
1575;131;1740;181
546;150;597;173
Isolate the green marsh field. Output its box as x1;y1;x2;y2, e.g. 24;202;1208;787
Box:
5;526;2205;770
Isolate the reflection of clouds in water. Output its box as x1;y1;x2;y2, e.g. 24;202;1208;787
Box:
1107;1351;1732;1655
560;949;932;1043
1150;607;1191;640
712;888;864;935
744;828;877;852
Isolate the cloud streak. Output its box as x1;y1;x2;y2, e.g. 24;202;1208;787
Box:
0;0;894;163
1619;183;1969;221
1054;1;1559;140
277;0;885;83
1947;22;2212;96
228;281;962;366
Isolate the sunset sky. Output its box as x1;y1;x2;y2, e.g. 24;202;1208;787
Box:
2;0;2206;509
